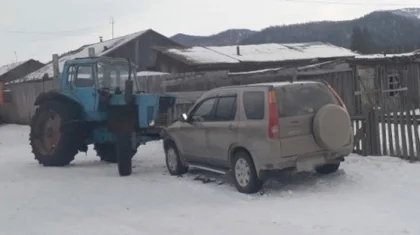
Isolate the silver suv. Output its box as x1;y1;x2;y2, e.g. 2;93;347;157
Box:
162;81;353;194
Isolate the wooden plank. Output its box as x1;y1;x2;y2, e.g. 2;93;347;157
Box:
357;120;362;153
362;113;370;155
369;109;380;156
405;105;415;161
386;105;395;157
399;109;408;159
377;66;387;156
379;109;387;155
393;109;401;158
411;107;420;161
352;120;361;153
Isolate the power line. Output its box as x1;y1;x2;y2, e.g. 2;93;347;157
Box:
0;24;106;36
282;0;420;6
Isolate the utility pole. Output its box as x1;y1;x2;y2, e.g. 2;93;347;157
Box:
14;51;18;63
110;17;115;39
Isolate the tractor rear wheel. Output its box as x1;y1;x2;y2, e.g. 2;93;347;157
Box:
29;101;82;166
116;133;136;176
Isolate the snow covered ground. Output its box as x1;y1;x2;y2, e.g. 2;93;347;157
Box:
0;124;419;235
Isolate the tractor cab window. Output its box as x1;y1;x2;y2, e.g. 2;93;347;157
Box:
67;65;94;87
97;62;135;92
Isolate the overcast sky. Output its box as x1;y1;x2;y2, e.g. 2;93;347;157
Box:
0;0;419;65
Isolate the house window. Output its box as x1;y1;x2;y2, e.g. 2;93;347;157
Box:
388;74;400;97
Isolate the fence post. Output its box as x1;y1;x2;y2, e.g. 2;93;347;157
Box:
367;109;380;156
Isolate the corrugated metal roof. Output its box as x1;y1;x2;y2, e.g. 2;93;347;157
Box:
157;42;358;65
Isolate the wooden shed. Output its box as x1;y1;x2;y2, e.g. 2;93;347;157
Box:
349;51;420;112
0;59;44;83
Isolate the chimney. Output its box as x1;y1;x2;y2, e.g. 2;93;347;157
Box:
88;47;95;57
236;46;240;56
99;36;103;42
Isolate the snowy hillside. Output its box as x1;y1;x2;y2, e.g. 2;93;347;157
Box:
171;29;256;46
1;124;420;235
392;8;420;19
173;8;420;54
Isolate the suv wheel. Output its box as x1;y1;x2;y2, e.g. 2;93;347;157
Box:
231;151;263;194
315;163;340;175
165;143;188;175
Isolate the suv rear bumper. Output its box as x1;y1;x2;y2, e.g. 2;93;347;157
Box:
255;146;352;177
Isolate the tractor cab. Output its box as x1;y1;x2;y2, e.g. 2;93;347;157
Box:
60;57;136;94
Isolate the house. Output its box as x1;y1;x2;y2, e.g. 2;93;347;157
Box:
12;29;181;84
349;51;420;111
153;42;358;73
0;59;44;83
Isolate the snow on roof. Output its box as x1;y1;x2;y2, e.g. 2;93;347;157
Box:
136;71;169;76
355;51;420;60
228;67;285;75
159;42;358;65
12;30;147;84
208;43;358;62
166;46;239;64
0;61;26;77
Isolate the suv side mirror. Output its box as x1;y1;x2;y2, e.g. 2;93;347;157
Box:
179;113;188;122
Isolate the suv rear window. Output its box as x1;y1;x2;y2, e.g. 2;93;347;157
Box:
275;83;338;117
243;91;265;120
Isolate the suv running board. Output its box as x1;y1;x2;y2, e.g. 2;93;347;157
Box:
187;163;228;175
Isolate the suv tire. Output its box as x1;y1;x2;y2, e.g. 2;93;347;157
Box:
315;163;340;175
165;143;188;175
231;151;263;194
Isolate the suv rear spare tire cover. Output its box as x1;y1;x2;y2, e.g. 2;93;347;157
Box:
313;104;352;151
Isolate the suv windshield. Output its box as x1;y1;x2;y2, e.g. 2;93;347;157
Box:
97;61;136;91
275;82;338;117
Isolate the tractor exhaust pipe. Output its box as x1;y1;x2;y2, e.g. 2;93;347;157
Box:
125;58;134;104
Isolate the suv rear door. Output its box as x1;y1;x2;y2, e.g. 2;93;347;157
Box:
275;82;339;157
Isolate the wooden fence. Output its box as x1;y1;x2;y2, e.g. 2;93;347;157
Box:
1;80;58;124
351;104;420;161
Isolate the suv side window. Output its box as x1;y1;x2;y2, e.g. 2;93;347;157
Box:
189;98;216;122
214;96;237;121
243;91;265;120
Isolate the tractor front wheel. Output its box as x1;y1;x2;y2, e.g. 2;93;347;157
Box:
29;101;82;166
94;143;137;164
116;133;136;176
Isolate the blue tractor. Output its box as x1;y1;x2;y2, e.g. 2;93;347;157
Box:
29;56;176;176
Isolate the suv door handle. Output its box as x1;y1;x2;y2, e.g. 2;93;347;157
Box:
228;124;234;130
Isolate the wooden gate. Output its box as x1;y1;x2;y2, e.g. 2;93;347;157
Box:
352;68;420;160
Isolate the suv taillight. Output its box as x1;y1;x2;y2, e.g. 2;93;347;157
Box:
326;84;347;110
268;89;279;139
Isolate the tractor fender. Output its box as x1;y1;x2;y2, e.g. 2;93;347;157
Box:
34;91;83;114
